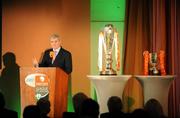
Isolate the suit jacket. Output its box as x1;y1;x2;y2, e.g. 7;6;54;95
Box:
39;47;72;74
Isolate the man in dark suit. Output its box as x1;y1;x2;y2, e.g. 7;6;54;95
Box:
33;34;72;74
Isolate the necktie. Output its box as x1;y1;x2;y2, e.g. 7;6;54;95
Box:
52;51;57;64
54;50;58;56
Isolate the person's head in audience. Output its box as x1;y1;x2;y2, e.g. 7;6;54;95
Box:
107;96;123;113
100;96;126;118
81;98;99;118
23;105;41;118
37;98;50;118
131;108;150;118
144;98;165;118
72;92;88;114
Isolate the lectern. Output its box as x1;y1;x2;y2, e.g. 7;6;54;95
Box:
20;67;69;118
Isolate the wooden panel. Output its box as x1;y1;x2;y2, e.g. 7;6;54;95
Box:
20;67;68;118
54;68;68;118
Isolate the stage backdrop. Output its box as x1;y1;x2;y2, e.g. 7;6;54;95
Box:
2;0;90;116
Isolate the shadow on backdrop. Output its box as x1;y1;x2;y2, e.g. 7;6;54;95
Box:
0;52;20;118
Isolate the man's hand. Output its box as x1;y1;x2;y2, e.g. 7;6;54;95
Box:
32;57;39;67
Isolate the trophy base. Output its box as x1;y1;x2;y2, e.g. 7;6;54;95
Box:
100;69;117;75
149;70;160;75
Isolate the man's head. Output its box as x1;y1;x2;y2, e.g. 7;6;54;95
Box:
107;96;123;113
37;98;51;116
50;34;61;50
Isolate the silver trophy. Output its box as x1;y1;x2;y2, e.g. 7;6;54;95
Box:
149;53;159;75
98;24;118;75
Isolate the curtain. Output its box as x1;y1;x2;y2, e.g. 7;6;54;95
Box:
123;0;180;117
172;0;180;117
123;0;151;112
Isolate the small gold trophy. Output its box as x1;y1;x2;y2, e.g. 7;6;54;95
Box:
98;24;120;75
143;50;166;75
149;53;159;75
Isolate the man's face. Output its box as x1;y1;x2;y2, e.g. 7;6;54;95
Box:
50;38;61;49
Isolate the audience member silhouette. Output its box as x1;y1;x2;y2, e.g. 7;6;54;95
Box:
80;98;99;118
144;98;168;118
63;111;78;118
0;92;18;118
63;92;88;118
23;105;41;118
100;96;126;118
37;98;51;118
130;108;150;118
73;92;89;115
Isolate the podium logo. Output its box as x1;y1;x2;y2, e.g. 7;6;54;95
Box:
40;76;45;82
25;73;46;87
35;75;49;100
